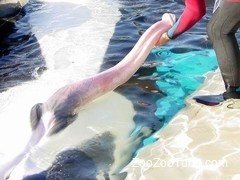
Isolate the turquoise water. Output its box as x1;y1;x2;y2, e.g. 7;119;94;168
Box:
155;48;217;123
129;48;218;147
141;48;218;146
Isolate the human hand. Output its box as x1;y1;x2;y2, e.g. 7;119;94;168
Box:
155;32;170;47
154;13;175;47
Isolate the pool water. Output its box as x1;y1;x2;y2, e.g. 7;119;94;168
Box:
0;0;238;179
155;49;217;124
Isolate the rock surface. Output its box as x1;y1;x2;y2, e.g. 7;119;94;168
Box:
0;0;28;18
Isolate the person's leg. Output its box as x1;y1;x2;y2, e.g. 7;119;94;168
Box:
207;0;240;98
193;1;240;105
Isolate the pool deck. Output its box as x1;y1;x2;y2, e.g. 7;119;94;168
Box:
125;69;240;179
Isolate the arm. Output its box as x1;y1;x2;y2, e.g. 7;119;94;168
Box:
155;0;206;46
167;0;206;39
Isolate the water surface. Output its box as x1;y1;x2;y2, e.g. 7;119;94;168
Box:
0;0;239;179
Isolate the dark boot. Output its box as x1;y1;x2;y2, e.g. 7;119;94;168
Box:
193;85;240;106
223;85;240;100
